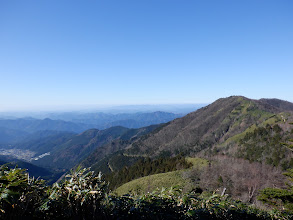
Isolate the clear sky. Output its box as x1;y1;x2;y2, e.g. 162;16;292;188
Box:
0;0;293;111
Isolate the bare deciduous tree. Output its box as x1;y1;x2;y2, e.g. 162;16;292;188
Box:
187;155;285;203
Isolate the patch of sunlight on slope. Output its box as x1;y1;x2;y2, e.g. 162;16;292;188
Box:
222;124;258;145
114;157;208;196
114;171;187;196
186;157;209;168
221;113;282;146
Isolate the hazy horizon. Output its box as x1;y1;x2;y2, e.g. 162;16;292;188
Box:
1;95;292;113
0;103;209;120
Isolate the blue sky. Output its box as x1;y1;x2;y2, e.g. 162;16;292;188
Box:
0;0;293;111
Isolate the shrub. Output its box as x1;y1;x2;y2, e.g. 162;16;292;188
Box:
258;169;293;212
41;166;107;219
0;165;47;219
0;164;291;219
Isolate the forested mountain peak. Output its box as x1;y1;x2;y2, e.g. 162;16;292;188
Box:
122;96;293;157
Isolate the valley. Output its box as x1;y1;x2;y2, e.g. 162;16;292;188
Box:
0;148;36;161
2;0;292;218
1;96;293;218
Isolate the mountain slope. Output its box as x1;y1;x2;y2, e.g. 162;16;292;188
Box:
258;98;293;112
80;124;162;171
33;124;161;170
0;112;183;146
125;96;284;157
0;127;29;145
14;130;76;154
82;96;293;174
0;158;53;179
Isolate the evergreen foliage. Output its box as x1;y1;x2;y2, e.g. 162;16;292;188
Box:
105;154;192;190
1;164;290;219
0;165;47;219
40;166;107;219
258;168;293;211
237;124;293;169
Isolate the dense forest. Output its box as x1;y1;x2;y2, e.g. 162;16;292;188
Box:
237;124;293;169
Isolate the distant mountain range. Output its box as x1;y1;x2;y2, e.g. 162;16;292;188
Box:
0;111;185;145
1;96;293;184
0;111;183;179
0;104;205;118
0;118;89;145
32;125;161;170
0;110;186;179
42;111;184;129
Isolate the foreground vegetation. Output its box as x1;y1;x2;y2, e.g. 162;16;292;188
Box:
0;165;292;219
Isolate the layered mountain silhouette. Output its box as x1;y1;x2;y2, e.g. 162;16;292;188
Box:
44;111;183;129
2;96;293;179
32;125;161;170
0;112;182;145
0;118;91;134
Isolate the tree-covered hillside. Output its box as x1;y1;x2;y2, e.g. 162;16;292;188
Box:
33;124;161;170
80;96;293;177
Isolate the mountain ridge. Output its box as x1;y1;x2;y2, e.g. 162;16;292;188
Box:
81;96;293;173
33;124;162;170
